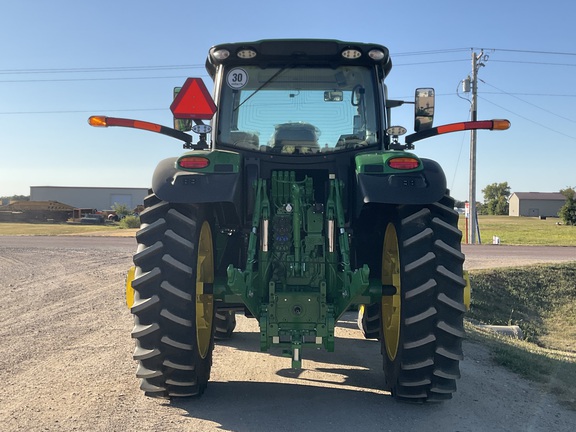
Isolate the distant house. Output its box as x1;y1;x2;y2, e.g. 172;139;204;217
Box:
508;192;566;217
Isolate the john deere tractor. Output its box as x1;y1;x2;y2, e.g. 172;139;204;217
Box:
89;39;509;402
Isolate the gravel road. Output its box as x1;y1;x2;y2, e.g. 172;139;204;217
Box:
1;236;575;431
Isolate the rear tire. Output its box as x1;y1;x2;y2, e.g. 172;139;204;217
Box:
357;304;380;339
381;195;466;402
214;310;236;339
130;195;216;398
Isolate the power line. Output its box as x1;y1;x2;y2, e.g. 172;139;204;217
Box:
392;48;470;56
480;79;576;124
490;59;576;67
0;108;166;115
396;47;576;57
479;91;576;97
0;75;197;83
0;65;204;74
478;48;576;56
394;59;468;67
478;96;576;140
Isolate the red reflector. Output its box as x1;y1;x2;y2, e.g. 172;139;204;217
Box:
178;157;210;169
388;157;420;170
170;78;217;120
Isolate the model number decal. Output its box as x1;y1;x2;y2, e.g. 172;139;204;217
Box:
226;68;248;89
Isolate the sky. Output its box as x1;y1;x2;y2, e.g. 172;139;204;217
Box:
1;0;575;202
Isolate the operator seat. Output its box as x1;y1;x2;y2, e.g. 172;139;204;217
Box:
269;122;320;154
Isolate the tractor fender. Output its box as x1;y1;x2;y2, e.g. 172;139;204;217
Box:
152;157;242;208
356;158;447;208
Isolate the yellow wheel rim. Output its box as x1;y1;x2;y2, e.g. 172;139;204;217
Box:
196;220;214;359
125;266;136;309
381;223;401;361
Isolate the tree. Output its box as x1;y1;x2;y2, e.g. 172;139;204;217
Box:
454;199;466;209
559;187;576;225
0;195;29;203
111;202;132;218
482;182;511;215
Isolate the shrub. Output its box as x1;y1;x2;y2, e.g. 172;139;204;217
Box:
119;215;140;229
111;202;132;219
559;196;576;226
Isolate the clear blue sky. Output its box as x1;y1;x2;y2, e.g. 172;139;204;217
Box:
1;0;575;202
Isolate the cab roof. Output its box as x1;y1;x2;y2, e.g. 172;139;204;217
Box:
205;39;392;79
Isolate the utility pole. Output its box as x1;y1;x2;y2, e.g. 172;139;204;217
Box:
468;51;483;244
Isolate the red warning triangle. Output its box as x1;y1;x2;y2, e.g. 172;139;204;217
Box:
170;78;217;120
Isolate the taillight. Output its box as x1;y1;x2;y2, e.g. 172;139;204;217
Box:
178;156;210;169
388;157;420;170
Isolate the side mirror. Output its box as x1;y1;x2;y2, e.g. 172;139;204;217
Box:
414;88;434;132
173;87;192;132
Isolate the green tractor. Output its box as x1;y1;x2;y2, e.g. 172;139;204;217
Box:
89;39;509;402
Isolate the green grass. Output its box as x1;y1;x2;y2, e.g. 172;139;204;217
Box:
468;263;576;346
468;263;576;409
0;222;135;236
466;323;576;409
459;215;576;246
3;215;575;244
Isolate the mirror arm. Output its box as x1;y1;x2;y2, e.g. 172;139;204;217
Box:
387;99;413;108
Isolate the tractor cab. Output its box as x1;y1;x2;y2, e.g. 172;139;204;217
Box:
178;40;395;154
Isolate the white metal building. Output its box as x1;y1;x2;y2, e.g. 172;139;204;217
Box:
508;192;566;217
30;186;148;211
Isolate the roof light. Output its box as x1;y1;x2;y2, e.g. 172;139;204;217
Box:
368;49;385;60
237;48;257;59
388;157;420;170
178;156;210;169
342;48;362;59
212;49;230;60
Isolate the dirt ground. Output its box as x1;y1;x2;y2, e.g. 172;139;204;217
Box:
1;236;575;431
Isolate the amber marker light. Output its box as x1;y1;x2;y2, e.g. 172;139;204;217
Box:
492;119;511;130
88;116;108;127
178;156;210;169
388;157;420;170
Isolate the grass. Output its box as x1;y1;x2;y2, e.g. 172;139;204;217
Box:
0;222;136;236
468;263;576;409
2;214;575;243
466;324;576;409
459;215;576;246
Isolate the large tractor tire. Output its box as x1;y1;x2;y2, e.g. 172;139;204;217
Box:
214;310;236;339
380;195;466;402
130;194;216;398
357;303;380;339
